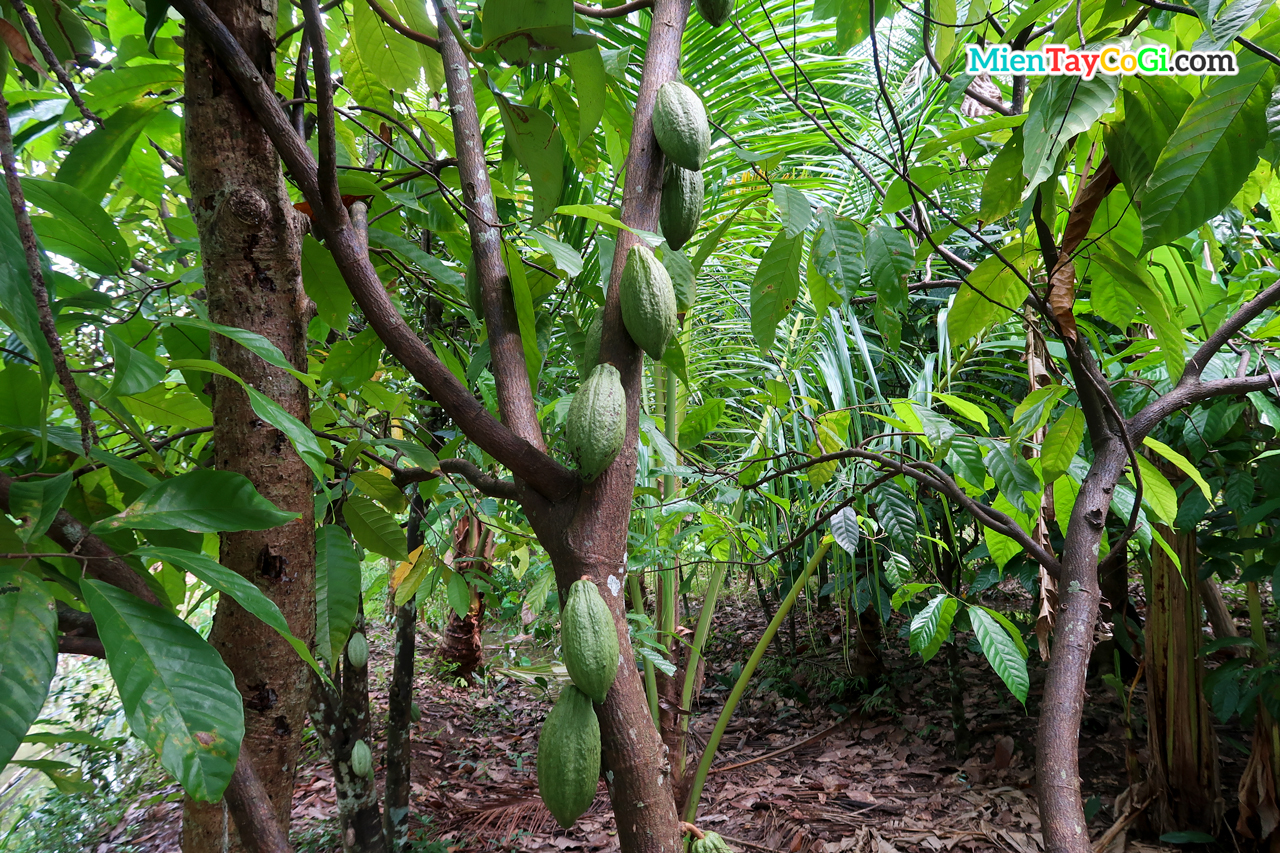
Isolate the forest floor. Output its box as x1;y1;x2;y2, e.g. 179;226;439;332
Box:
97;583;1254;853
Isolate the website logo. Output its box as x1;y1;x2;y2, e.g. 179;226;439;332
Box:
965;44;1238;79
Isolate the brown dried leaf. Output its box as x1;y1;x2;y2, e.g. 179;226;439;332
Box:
0;20;42;74
1048;257;1077;342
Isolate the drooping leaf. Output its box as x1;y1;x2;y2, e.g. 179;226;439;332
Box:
831;507;861;556
872;480;917;549
947;249;1031;344
1022;74;1118;194
910;593;958;663
342;494;408;562
750;229;804;352
7;471;72;543
315;525;361;664
480;0;594;65
95;470;298;533
351;0;422;92
865;223;913;350
21;178;129;275
493;93;566;226
970;606;1029;703
1041;407;1084;484
811;211;864;301
55;100;166;205
0;569;56;770
984;440;1041;516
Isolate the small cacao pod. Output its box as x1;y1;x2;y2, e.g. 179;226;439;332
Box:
578;315;602;380
537;685;600;828
695;0;734;27
620;245;677;360
561;579;620;703
346;632;369;669
652;81;710;171
566;364;626;482
350;739;373;778
660;164;704;251
409;702;422;722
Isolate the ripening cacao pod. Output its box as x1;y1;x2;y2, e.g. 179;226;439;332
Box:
346;632;369;669
561;579;620;703
578;315;602;379
660;164;704;251
620;245;677;360
537;685;601;828
695;0;734;26
350;739;374;777
653;81;710;171
566;363;626;482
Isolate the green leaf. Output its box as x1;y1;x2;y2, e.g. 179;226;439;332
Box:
55;100;166;205
530;230;584;278
932;392;988;432
0;187;52;381
1105;76;1193;196
368;228;464;290
811;211;864;301
566;47;605;144
162;316;307;384
678;398;725;448
29;0;94;62
351;470;407;513
136;547;322;678
830;507;861;555
503;242;544;387
83;580;242;801
1143;436;1212;502
243;387;325;482
865;224;913;350
7;471;72;543
1138;37;1277;251
320;328;382;391
301;236;352;331
105;331;165;398
21;178;129;275
1022;74;1118;194
95;470;298;533
970;606;1029;703
750;230;804;351
1041;407;1084;484
1159;832;1218;845
910;593;958;663
660;335;689;386
985;440;1041;516
493;92;565;225
446;571;470;619
352;0;422;92
872;480;917;549
342;495;408;561
316;525;361;664
947;249;1031;344
1134;455;1178;526
881;165;950;215
1011;385;1066;440
773;185;812;237
979;128;1025;222
0;569;56;770
480;0;594;65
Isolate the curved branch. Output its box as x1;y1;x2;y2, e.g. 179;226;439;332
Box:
438;458;519;500
574;0;653;16
366;0;440;49
167;0;577;502
58;636;106;657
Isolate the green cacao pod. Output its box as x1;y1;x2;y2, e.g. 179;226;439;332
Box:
660;164;704;251
700;832;733;853
695;0;734;26
466;256;483;319
566;363;626;482
620;245;677;360
653;81;710;171
537;685;601;828
409;702;422;722
561;579;620;703
346;632;369;669
351;739;373;777
578;315;602;380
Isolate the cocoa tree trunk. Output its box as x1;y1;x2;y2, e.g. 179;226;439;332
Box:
383;496;425;852
1143;524;1221;835
181;0;314;844
438;513;492;684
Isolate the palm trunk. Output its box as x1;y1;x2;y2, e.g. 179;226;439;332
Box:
181;0;313;844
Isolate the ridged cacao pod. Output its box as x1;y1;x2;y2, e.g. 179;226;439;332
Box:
653;81;710;171
409;702;422;722
620;245;677;360
695;0;734;26
660;164;704;251
351;739;373;777
537;685;601;828
566;363;626;482
346;632;369;669
700;832;734;853
561;579;620;703
578;315;602;380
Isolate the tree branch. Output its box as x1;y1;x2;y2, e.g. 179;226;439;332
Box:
223;754;295;853
574;0;653;16
58;635;106;657
0;94;98;456
167;0;578;501
365;0;439;49
438;458;519;500
434;0;546;450
6;0;102;127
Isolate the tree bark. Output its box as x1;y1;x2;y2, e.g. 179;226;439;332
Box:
438;513;492;684
383;497;424;852
1144;525;1221;835
181;0;314;844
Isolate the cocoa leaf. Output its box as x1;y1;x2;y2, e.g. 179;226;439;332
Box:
0;21;43;74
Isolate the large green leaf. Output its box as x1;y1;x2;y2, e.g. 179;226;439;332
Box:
811;210;864;301
319;328;382;391
0;570;57;770
1041;407;1084;484
750;229;804;351
0;186;52;381
566;47;605;144
480;0;594;65
970;606;1029;703
871;480;917;549
342;494;408;561
243;387;325;482
813;0;892;52
909;593;957;663
493;92;566;225
83;580;243;801
95;469;298;533
7;471;72;543
315;525;361;664
55;100;166;205
865;223;913;349
21;178;129;275
105;331;165;398
1138;39;1276;251
352;0;422;92
946;249;1030;344
137;547;322;677
984;440;1041;516
1105;76;1193;196
978;128;1025;222
300;235;352;331
1022;74;1118;193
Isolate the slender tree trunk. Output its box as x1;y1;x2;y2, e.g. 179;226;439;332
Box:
1143;525;1221;835
383;496;424;852
181;0;313;844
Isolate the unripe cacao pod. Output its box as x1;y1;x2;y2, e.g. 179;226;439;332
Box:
695;0;734;27
700;832;733;853
351;739;373;777
660;164;704;251
409;702;422;722
620;245;677;360
537;685;600;828
653;81;710;171
578;315;602;380
346;632;369;669
561;579;620;703
466;256;483;319
566;364;626;482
